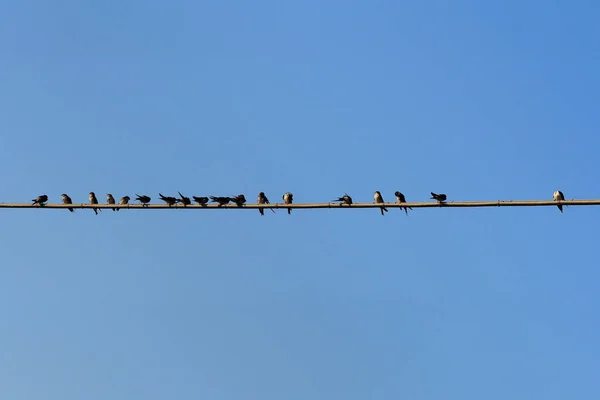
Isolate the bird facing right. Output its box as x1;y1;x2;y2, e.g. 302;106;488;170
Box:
430;192;447;203
553;190;565;213
118;196;130;211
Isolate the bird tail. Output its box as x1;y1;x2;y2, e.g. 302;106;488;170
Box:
557;204;563;213
259;208;264;216
288;208;291;215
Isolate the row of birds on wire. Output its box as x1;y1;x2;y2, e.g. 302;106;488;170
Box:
29;190;568;215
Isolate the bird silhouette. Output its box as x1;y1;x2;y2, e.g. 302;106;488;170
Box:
210;196;231;207
32;195;48;206
159;193;178;207
333;194;353;205
374;191;388;215
231;194;247;207
193;196;209;205
430;192;447;203
136;194;151;207
178;192;191;206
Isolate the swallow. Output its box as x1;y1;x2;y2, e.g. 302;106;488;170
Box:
395;191;413;215
118;196;130;211
283;192;293;214
553;190;565;213
32;194;48;206
257;192;275;215
61;194;74;212
332;194;353;205
135;194;151;207
178;192;191;206
159;193;178;207
231;194;247;207
430;192;447;203
106;194;116;211
374;191;388;215
210;196;231;207
89;192;99;215
193;196;209;205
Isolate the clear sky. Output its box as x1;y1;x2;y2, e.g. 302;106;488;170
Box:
1;1;599;399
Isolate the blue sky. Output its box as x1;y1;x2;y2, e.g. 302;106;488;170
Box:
1;1;599;399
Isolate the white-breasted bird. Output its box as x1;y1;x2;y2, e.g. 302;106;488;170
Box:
395;191;412;215
257;192;274;215
61;194;74;212
118;196;130;211
107;193;116;211
374;191;388;216
553;190;565;213
89;192;99;215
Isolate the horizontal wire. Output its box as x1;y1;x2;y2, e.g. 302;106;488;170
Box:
0;199;597;210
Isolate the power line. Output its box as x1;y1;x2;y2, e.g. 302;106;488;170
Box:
0;199;598;210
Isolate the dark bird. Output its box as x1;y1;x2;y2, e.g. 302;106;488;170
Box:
283;192;293;214
193;196;209;205
178;192;191;206
257;192;274;215
333;194;353;205
210;196;231;207
61;194;74;212
553;190;565;213
159;193;178;207
395;191;413;215
118;196;130;211
374;191;388;215
89;192;99;215
231;194;247;207
136;194;151;207
32;195;48;206
430;192;447;203
106;193;116;211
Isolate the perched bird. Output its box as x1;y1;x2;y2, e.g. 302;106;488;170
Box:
136;194;151;207
333;194;353;205
159;193;178;207
374;191;388;215
283;192;293;214
257;192;274;216
395;191;413;215
32;194;48;206
553;190;565;213
178;192;191;206
231;194;247;207
193;196;209;205
61;194;74;212
89;192;99;215
118;196;130;211
106;193;116;211
210;196;231;207
430;192;447;203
